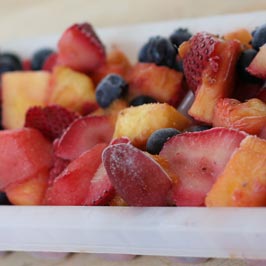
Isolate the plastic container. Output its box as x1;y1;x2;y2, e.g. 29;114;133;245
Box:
1;11;266;260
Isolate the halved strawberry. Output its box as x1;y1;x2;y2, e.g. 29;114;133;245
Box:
54;115;114;161
57;23;106;73
179;32;241;123
159;127;247;206
102;143;172;206
48;156;70;185
45;143;113;206
24;105;80;141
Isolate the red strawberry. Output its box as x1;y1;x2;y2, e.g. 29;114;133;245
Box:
159;127;247;206
54;115;114;161
42;52;58;71
45;143;113;206
48;156;70;185
102;143;172;206
57;23;106;73
180;32;219;92
22;59;32;70
24;105;80;141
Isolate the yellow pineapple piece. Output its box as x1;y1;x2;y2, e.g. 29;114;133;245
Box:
113;103;191;149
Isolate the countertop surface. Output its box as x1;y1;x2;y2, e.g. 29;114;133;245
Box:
1;0;266;265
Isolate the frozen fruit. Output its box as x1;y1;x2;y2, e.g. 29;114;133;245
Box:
213;98;266;135
5;169;49;205
45;143;110;206
113;103;191;149
47;66;96;113
95;74;128;108
146;128;181;155
91;47;132;85
0;53;22;74
0;128;53;190
251;23;266;50
31;48;54;70
54;115;114;160
102;143;172;206
246;45;266;79
25;105;79;140
127;63;185;106
206;135;266;207
169;28;192;49
57;22;106;72
138;36;177;69
180;32;241;123
2;71;51;129
159;127;247;206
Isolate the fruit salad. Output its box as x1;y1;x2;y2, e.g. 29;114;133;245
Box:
1;17;266;210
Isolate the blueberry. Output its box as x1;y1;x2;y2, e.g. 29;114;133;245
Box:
252;24;266;50
138;36;177;69
169;28;192;49
146;128;181;155
174;59;183;72
0;53;22;74
0;192;11;205
237;49;261;83
31;48;54;70
185;125;212;132
130;95;157;106
96;74;128;108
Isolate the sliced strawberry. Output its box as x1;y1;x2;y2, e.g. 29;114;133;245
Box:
45;143;107;205
54;115;114;161
102;143;172;206
57;23;106;73
24;105;80;141
159;127;247;206
48;156;70;185
85;163;115;206
80;101;99;116
42;52;58;71
22;59;32;70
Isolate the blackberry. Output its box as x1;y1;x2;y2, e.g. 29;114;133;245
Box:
169;28;192;49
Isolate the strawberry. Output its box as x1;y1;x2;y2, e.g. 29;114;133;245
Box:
179;32;219;92
48;156;70;185
54;115;114;161
42;52;58;71
102;143;172;206
24;105;80;141
57;23;106;73
159;127;247;206
22;59;32;70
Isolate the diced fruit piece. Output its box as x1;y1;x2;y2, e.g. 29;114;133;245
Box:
102;143;172;206
138;36;177;69
54;115;114;161
223;28;252;47
159;127;247;206
0;53;22;74
0;128;53;190
45;143;110;206
31;48;54;70
213;98;266;135
113;103;191;149
180;32;241;123
95;74;128;108
5;169;49;205
85;163;115;206
127;63;185;107
206;135;266;207
57;22;106;73
25;105;79;140
42;52;58;71
146;128;181;155
169;28;192;49
48;156;70;185
47;66;96;113
237;49;261;83
91;48;132;85
246;45;266;79
2;71;51;129
251;23;266;50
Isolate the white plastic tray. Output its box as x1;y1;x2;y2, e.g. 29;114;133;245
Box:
1;11;266;259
